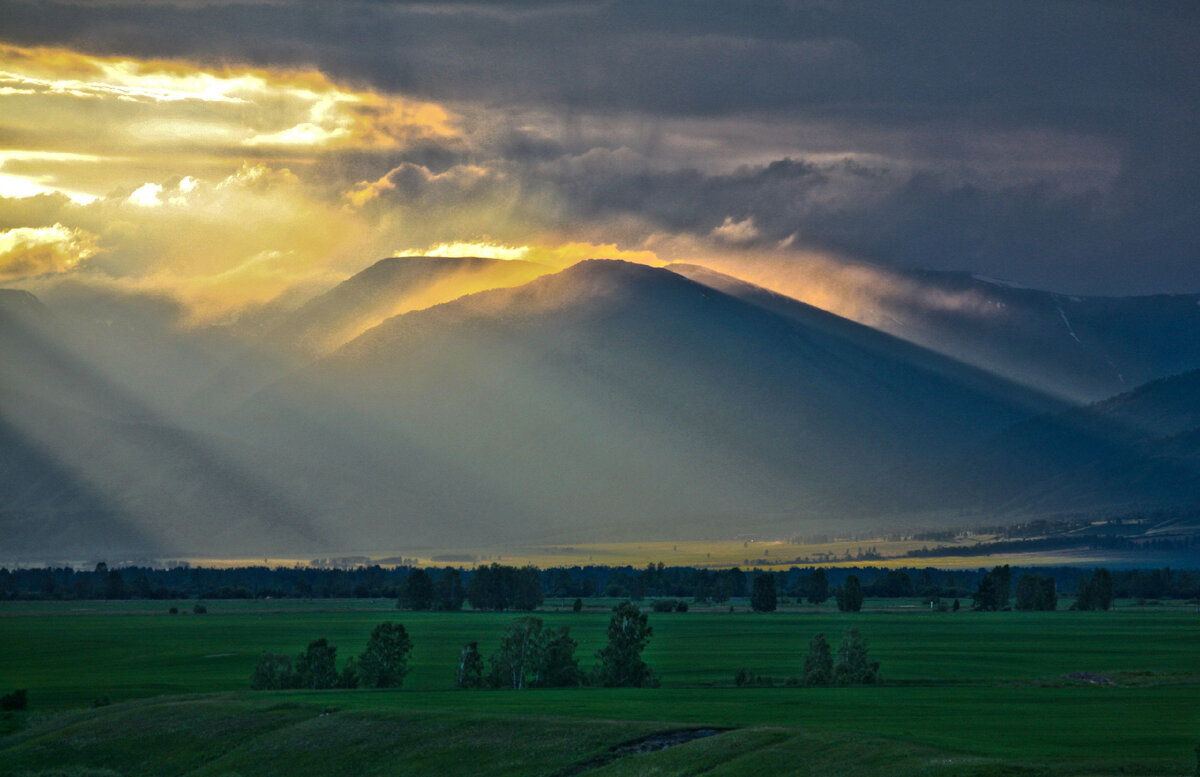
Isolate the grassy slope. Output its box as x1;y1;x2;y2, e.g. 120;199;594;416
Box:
2;600;1198;775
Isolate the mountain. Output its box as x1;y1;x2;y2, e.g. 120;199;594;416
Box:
683;256;1200;402
228;259;1061;548
888;367;1200;519
258;255;549;356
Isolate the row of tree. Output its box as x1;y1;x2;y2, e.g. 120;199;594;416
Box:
973;565;1113;611
250;602;657;693
456;602;655;689
4;562;1171;604
251;622;412;690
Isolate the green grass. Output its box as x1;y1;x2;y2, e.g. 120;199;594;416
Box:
2;599;1198;775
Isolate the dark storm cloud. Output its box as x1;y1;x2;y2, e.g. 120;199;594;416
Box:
4;0;1197;293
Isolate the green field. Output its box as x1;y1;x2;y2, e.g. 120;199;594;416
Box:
2;599;1198;776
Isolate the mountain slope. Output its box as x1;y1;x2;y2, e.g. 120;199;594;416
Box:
686;256;1200;402
260;255;549;356
888;367;1200;518
229;259;1061;547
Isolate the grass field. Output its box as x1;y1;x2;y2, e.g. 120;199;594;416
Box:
2;599;1198;775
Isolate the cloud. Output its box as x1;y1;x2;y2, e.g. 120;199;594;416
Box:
711;216;759;245
0;222;98;280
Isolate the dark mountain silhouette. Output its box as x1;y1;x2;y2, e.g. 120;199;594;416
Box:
888;367;1200;518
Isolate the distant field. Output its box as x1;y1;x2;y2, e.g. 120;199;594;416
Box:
176;534;1181;570
2;599;1198;775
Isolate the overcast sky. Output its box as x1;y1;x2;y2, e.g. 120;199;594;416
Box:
1;0;1196;314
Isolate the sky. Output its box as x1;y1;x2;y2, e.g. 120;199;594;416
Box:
1;0;1197;322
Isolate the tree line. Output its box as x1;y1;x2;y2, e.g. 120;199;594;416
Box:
3;561;1191;604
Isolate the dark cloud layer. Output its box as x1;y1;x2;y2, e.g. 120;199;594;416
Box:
4;0;1198;293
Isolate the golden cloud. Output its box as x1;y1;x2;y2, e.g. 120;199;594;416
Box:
0;223;99;281
0;43;461;203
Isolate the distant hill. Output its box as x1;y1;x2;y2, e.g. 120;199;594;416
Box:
259;255;549;356
684;257;1200;402
886;367;1200;519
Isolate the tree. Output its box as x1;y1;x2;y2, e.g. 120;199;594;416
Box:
802;633;833;686
572;597;583;613
357;622;412;688
250;653;294;690
834;628;880;685
1015;574;1057;611
535;626;582;688
456;641;485;689
806;568;829;604
398;568;434;610
1075;568;1114;611
972;565;1011;611
434;567;465;611
835;575;863;612
513;566;544;611
751;574;777;612
489;616;547;689
294;638;339;689
595;601;655;687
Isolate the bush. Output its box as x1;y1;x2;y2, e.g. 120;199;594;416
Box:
92;695;111;708
0;689;27;711
652;598;679;613
250;653;294;690
192;604;207;614
674;600;689;613
734;668;775;687
572;598;583;613
168;606;178;615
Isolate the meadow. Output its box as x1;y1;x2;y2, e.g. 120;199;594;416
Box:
2;598;1198;776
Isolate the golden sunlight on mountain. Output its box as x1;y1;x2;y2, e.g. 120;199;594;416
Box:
395;241;662;269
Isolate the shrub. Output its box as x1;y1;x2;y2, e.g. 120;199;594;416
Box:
168;606;178;615
0;689;27;711
192;604;207;614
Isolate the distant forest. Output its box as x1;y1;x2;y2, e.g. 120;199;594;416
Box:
3;562;1198;604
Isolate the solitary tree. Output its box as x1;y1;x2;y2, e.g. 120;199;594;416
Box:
802;632;833;686
834;628;880;685
357;622;412;688
806;568;830;604
595;601;654;687
751;574;777;612
456;641;485;689
835;576;864;612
